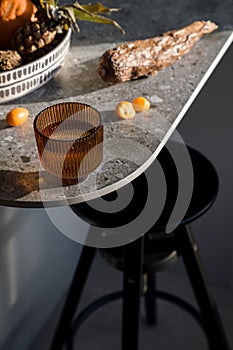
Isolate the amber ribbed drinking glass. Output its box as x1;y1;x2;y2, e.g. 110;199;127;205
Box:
34;102;103;184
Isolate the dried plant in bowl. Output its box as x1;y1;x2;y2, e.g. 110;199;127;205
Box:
0;50;22;71
0;0;125;66
0;0;124;102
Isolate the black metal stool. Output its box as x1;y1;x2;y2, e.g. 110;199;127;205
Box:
49;142;231;350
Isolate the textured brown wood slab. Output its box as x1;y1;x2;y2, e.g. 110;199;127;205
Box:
98;21;218;83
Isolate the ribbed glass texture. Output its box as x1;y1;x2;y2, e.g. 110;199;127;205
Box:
34;102;103;184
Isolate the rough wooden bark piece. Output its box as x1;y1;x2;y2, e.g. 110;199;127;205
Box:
98;20;218;83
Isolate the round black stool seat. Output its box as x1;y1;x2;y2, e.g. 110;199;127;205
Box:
72;142;218;231
151;142;219;231
100;143;218;274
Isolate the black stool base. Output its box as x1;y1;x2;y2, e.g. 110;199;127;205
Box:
49;226;231;350
175;225;231;350
49;246;96;350
67;289;203;350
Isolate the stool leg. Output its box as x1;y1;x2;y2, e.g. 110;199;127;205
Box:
49;245;96;350
122;236;144;350
144;274;157;325
175;225;231;350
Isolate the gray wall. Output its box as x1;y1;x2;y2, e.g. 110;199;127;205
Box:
0;207;89;350
177;45;233;287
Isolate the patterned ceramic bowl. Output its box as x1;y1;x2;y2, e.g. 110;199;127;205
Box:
0;28;71;103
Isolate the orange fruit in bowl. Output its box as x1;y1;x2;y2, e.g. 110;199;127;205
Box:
0;0;37;49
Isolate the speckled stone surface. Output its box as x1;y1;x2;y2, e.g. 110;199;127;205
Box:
0;29;232;207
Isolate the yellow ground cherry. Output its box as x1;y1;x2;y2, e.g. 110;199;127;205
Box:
132;96;150;112
115;101;136;119
6;107;29;126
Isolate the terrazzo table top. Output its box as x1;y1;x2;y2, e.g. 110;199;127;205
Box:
0;30;232;208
